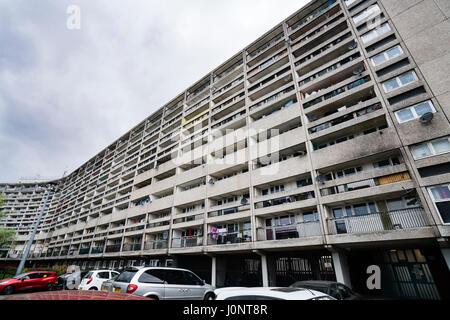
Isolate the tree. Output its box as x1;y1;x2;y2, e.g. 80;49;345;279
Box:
0;193;16;249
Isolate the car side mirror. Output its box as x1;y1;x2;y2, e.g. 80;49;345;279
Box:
202;280;206;285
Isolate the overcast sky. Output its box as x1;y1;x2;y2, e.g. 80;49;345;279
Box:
0;0;310;182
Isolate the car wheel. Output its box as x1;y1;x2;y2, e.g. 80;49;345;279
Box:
89;287;98;290
45;283;54;291
2;285;14;295
204;292;215;300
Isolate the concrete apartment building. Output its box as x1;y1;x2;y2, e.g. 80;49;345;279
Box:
1;0;450;299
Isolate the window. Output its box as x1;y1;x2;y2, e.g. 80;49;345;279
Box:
303;210;319;222
361;23;391;43
138;270;165;284
382;71;418;93
163;270;187;285
115;270;137;283
97;271;109;279
395;100;436;123
428;184;450;224
183;271;203;286
353;4;381;25
411;136;450;159
371;45;403;66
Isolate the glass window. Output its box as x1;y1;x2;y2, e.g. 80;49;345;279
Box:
399;72;417;85
362;23;391;43
353;204;369;215
395;108;414;122
414;101;433;116
412;143;432;159
430;185;450;201
353;5;381;25
383;71;417;93
333;208;344;218
382;78;399;92
431;138;450;154
371;53;386;66
386;46;403;59
115;270;137;283
138;270;165;284
183;271;203;286
97;272;109;279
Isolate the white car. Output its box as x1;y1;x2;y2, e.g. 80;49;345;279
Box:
214;287;336;300
78;270;120;291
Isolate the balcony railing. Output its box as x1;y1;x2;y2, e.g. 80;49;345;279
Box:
171;236;203;248
79;247;90;255
122;243;143;251
207;231;252;245
104;244;121;253
327;207;429;235
90;246;104;254
256;221;321;241
144;240;168;250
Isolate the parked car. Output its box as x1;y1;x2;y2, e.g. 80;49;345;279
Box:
109;267;215;300
100;272;120;292
289;280;362;300
214;287;336;300
55;271;89;290
3;290;153;300
0;271;57;295
78;270;120;291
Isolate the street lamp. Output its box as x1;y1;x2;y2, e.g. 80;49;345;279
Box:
15;184;57;276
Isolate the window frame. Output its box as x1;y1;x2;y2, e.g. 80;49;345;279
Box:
427;184;450;225
382;70;418;93
394;100;436;124
411;136;450;160
361;22;391;44
353;4;381;25
371;45;404;67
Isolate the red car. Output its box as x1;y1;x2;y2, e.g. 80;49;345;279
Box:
0;271;57;295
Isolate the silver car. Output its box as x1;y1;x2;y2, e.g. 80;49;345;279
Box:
109;267;215;300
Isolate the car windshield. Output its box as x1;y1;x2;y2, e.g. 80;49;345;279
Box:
83;272;93;279
12;273;29;279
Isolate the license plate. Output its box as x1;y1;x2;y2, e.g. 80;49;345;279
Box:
79;288;82;290
114;288;121;293
102;286;108;291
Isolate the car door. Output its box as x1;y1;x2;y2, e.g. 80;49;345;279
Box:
21;273;40;290
161;270;190;300
182;271;205;300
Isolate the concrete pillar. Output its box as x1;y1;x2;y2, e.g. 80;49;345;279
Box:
211;256;217;287
260;254;269;287
331;250;352;289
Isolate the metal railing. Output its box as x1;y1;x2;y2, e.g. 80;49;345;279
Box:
327;207;428;235
207;231;252;245
256;220;321;241
144;240;168;250
171;236;203;248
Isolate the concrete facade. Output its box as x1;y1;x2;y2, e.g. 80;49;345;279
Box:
1;0;450;299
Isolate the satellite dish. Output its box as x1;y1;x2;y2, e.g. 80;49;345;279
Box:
348;42;358;50
241;197;248;205
353;66;365;76
419;112;434;124
208;178;215;185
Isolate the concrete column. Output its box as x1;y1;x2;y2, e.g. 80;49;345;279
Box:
260;254;269;287
211;256;217;287
331;250;352;289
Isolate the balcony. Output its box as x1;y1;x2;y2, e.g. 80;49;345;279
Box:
171;236;203;248
143;240;168;250
79;247;90;255
256;220;322;241
104;244;121;253
207;230;252;245
122;243;142;251
327;207;429;235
